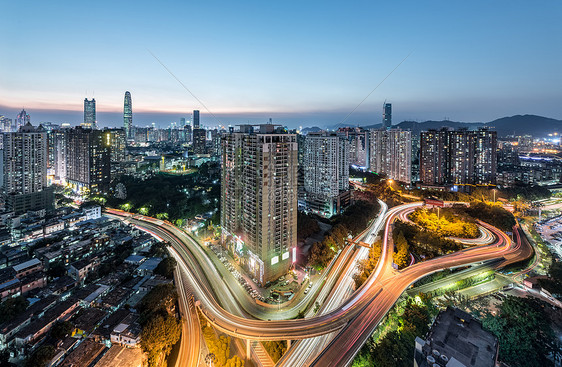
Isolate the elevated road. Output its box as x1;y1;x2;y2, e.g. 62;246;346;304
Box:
107;202;531;365
310;212;533;366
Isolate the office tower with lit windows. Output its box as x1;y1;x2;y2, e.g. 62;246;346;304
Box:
420;128;497;188
83;98;96;129
193;110;200;129
383;102;392;129
192;128;206;154
302;131;350;218
124;91;132;139
66;127;111;193
221;124;298;284
2;123;54;213
370;129;412;183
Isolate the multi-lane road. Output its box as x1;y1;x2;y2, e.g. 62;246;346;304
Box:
106;202;532;366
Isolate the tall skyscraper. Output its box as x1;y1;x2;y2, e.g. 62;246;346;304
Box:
15;109;30;131
369;129;412;183
66;127;111;193
221;124;298;284
2;123;53;213
123;91;132;140
302;131;350;218
420;128;497;188
192;128;206;154
193;110;200;129
383;102;392;129
83;98;96;129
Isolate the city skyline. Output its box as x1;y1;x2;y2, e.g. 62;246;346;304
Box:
2;2;561;128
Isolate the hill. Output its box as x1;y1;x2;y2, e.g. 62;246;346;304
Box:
359;114;562;137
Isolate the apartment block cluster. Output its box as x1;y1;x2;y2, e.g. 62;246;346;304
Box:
219;104;499;285
0;203;168;366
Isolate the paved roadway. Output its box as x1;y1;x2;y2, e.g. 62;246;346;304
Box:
309;211;533;366
107;203;531;365
174;267;201;367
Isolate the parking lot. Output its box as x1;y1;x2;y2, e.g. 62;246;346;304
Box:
207;243;312;305
535;216;562;259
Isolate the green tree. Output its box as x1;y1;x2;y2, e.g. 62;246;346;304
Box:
50;321;74;340
25;345;55;367
482;296;556;367
0;296;29;324
155;257;177;279
141;314;181;367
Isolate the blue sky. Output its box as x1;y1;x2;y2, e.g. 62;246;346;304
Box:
1;1;561;128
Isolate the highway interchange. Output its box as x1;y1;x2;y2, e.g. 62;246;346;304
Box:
106;200;533;367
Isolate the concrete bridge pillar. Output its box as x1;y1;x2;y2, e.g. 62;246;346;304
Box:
246;339;251;361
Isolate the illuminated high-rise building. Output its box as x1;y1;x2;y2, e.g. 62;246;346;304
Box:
104;128;126;162
192;128;206;154
370;129;411;183
83;98;96;129
420;128;497;188
66;127;110;193
124;91;132;139
2;123;53;213
302;131;350;218
337;127;369;168
221;124;298;284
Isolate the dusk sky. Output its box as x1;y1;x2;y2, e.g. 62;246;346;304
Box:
1;1;561;129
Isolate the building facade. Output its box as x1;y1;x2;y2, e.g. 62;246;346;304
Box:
65;127;111;194
83;99;96;129
383;102;392;129
369;129;412;183
193;110;200;129
337;127;369;169
123;92;132;140
2;123;53;213
420;128;497;188
302;131;350;218
192;128;206;154
221;124;298;284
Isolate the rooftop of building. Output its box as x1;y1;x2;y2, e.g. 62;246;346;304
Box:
416;307;498;367
73;307;108;333
93;344;145;367
60;339;106;367
137;257;162;272
100;286;131;308
12;258;41;272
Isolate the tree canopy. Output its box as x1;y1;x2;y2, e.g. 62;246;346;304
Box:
482;296;556;367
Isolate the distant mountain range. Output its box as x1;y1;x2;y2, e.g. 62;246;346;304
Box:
302;115;562;138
